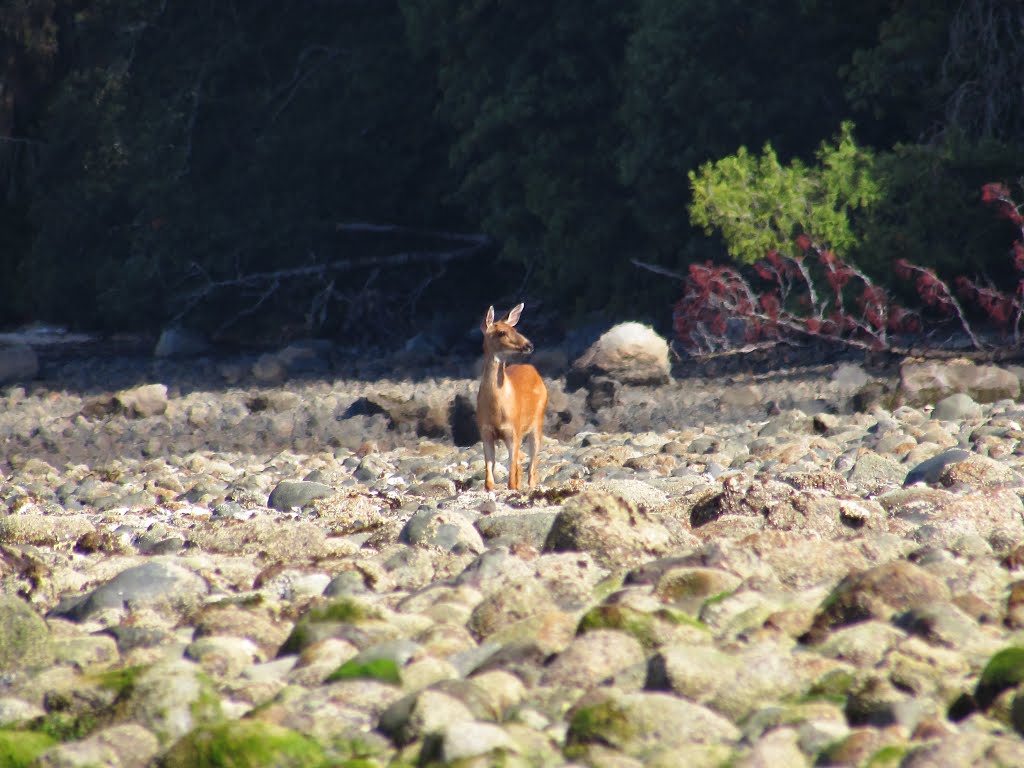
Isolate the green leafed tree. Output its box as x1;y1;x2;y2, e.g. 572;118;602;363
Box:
688;123;882;265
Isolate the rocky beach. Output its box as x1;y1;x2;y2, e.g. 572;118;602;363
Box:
3;329;1024;766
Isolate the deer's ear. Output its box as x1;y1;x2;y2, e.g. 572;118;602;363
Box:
505;303;524;327
481;306;495;333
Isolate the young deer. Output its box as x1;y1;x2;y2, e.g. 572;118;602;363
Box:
476;303;548;491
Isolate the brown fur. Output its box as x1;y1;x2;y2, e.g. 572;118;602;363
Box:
476;304;548;490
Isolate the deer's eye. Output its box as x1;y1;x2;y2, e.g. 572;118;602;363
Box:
495;329;507;337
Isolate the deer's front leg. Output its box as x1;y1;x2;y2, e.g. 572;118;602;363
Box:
505;434;521;490
482;434;496;491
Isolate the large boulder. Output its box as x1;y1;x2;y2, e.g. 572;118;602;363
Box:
899;358;1020;405
569;322;671;388
50;559;209;624
115;383;169;418
543;488;687;569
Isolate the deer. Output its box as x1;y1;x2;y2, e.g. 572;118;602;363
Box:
476;303;548;491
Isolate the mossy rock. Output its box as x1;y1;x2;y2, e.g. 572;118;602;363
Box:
162;720;326;768
804;668;856;703
976;647;1024;710
565;698;636;749
278;597;382;655
0;729;57;768
865;744;908;767
0;596;53;672
91;664;145;697
577;603;706;650
31;711;101;743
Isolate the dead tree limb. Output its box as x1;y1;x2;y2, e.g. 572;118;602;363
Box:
172;225;495;334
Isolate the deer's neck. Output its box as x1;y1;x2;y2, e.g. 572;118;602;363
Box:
482;354;508;390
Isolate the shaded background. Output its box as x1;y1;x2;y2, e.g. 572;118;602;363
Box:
1;0;1022;348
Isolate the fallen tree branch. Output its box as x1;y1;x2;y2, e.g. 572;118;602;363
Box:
172;225;495;335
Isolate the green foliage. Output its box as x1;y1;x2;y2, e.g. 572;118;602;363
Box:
0;729;57;767
326;657;401;685
620;0;885;258
161;720;326;768
688;123;882;265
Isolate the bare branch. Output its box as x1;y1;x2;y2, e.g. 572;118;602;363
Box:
172;226;494;335
632;258;686;280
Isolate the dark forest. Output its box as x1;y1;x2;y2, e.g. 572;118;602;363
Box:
2;1;1022;349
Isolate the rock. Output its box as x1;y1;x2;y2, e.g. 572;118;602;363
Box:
433;720;519;763
51;559;209;624
932;392;982;421
0;595;53;671
153;326;210;358
267;480;335;511
846;451;905;491
570;322;671;387
112;659;223;743
399;507;486;555
115;383;169;418
544;489;679;568
903;449;972;486
540;629;646;689
900;358;1020;405
566;688;741;757
0;344;38;383
586;376;622;410
648;642;848;720
806;560;951;643
34;723;160;768
162;720;324;768
378;688;475;746
937;453;1021;487
832;363;872;389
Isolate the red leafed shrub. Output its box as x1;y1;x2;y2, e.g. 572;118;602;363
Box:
674;182;1024;355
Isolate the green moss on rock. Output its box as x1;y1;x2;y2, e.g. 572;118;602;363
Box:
326;657;401;685
577;603;706;649
162;720;326;768
565;699;636;749
976;647;1024;709
278;598;380;656
0;729;57;767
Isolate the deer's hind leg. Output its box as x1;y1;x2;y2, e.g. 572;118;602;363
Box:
525;425;542;488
